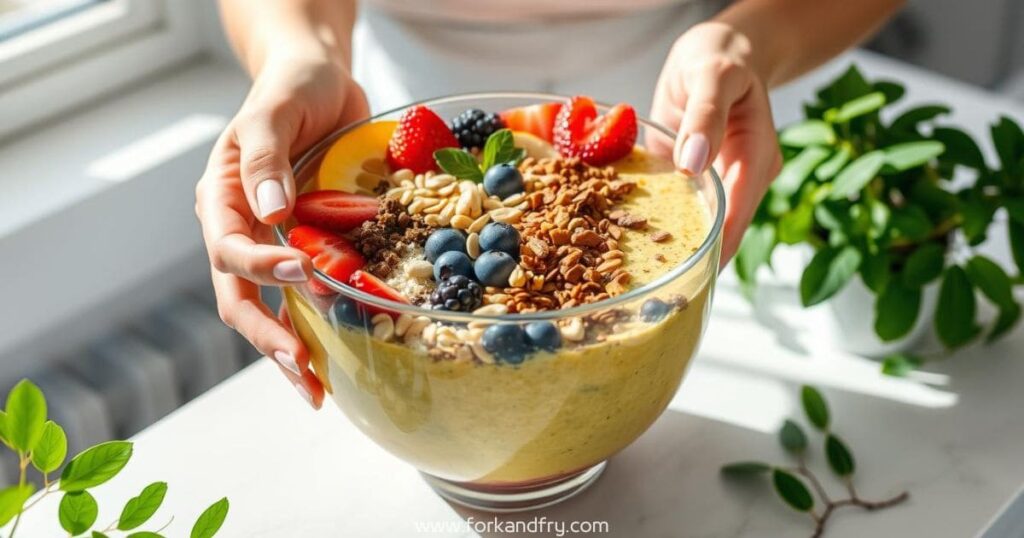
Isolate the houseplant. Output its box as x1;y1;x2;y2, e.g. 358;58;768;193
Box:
736;65;1024;357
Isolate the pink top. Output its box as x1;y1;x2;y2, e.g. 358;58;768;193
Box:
367;0;687;23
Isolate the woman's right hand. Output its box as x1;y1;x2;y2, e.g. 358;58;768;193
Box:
195;54;370;409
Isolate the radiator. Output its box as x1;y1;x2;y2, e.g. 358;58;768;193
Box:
0;292;263;485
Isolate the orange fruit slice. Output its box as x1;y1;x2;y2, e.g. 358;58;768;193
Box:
315;120;398;194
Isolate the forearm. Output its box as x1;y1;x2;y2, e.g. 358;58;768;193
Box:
218;0;357;78
714;0;904;87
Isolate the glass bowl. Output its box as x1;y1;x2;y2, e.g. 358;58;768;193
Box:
275;93;724;512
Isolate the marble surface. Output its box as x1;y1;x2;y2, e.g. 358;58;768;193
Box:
15;50;1024;537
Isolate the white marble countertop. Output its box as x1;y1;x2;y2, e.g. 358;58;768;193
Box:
16;50;1024;537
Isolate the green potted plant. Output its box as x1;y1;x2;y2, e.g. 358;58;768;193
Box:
736;65;1024;359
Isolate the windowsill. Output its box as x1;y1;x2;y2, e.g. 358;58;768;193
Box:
0;55;249;372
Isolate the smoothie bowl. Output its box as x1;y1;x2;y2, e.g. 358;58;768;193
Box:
275;93;724;511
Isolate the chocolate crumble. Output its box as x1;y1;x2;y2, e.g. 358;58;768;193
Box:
350;199;434;278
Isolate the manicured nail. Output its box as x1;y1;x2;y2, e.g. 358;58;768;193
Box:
292;381;314;407
273;260;307;282
274;350;302;376
256;179;287;218
678;133;709;174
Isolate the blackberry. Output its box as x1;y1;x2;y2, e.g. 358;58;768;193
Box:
450;109;504;149
429;275;483;311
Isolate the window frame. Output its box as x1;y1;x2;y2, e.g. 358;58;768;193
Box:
0;0;205;142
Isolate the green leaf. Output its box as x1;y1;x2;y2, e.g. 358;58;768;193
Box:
0;484;34;527
93;532;111;538
815;145;852;181
191;497;230;538
965;256;1015;310
933;127;987;170
875;281;921;341
889;206;933;243
890;105;950;134
816;65;872;108
883;141;945;171
5;379;47;453
825;434;856;476
0;410;8;446
60;440;133;492
1011;220;1024;277
60;491;99;536
860;251;891;293
481;129;522;170
935;266;980;348
989;303;1022;342
827;92;886;123
127;533;164;538
800;246;861;306
882;353;923;377
903;243;946;287
992;116;1024;175
801;386;830;430
779;120;836;147
31;420;67;474
772;469;814;512
118;481;168;531
829;151;885;200
961;195;996;245
778;202;815;245
779;420;807;454
773;146;832;198
433;148;483;182
873;80;905;104
735;223;776;284
721;462;771;476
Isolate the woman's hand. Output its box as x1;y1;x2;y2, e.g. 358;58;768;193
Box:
651;22;782;265
195;55;369;408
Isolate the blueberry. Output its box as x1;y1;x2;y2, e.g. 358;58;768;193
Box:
474;251;517;287
478;223;520;257
482;324;531;364
640;298;672;322
330;297;365;328
425;228;467;262
525;321;561;351
433;251;475;281
483;163;524;199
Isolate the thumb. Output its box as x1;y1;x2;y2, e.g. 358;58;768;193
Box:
674;63;751;175
235;111;298;225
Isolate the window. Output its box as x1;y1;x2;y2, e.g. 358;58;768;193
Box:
0;0;206;141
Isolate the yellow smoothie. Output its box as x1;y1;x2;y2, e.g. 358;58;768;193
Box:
284;145;718;485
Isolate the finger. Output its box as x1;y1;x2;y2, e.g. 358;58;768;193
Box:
234;109;298;224
674;61;752;175
272;360;325;410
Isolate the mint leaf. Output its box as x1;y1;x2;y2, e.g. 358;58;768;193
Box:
881;353;922;377
825;434;856;476
60;491;99;536
721;462;771;476
60;440;133;492
801;386;830;431
434;149;482;182
32;420;67;474
118;481;168;530
191;497;229;538
0;484;34;527
5;379;47;453
935;266;980;348
875;281;921;342
772;469;814;512
779;120;836;147
779;420;808;454
800;246;861;306
482;129;522;169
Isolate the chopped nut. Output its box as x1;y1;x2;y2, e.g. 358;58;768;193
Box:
650;230;672;242
372;314;395;341
451;214;474;230
468;213;491;233
405;260;434;279
467;232;481;259
489;207;523;224
394;314;413;337
561;317;585;341
570;229;603;247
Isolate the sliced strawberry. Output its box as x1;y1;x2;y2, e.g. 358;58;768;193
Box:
293;190;379;233
500;103;562;142
552;96;637;166
288;225;366;295
386;105;459;174
348;270;410;316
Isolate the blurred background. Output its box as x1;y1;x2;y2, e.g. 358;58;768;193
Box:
0;0;1022;485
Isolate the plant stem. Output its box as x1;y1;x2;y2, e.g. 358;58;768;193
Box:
793;468;910;537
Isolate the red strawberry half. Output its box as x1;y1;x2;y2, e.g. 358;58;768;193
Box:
552;96;637;166
500;103;562;142
386;105;459;174
293;190;379;233
288;225;366;295
348;270;410;316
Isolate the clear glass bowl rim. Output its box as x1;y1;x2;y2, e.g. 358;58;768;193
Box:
274;91;726;323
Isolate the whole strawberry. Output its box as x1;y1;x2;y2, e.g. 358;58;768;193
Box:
386;105;459;174
553;96;637;166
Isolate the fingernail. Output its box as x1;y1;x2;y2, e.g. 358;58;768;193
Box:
274;350;302;376
292;381;314;407
256;179;287;218
273;260;307;282
678;133;709;175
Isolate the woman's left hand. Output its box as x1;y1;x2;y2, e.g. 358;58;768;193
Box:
651;22;782;265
